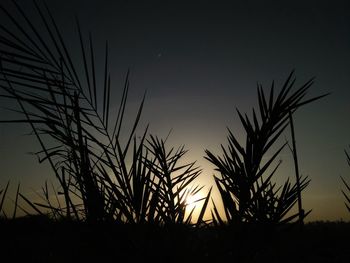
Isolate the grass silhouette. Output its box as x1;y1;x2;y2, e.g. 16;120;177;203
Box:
0;181;10;217
205;71;328;225
145;135;211;225
0;0;210;225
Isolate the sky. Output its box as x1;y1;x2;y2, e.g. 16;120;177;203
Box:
0;0;350;221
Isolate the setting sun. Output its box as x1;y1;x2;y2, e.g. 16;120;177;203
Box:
183;187;212;223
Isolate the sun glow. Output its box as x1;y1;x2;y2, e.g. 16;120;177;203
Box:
185;194;199;212
184;189;211;222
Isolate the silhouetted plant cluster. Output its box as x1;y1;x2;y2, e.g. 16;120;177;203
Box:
0;0;210;225
205;72;327;225
0;1;335;227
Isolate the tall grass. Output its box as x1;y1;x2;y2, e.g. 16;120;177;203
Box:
0;0;140;222
0;1;336;227
205;71;328;225
0;181;24;219
0;0;210;225
145;135;211;226
0;181;10;218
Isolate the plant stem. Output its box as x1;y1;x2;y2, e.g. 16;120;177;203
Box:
289;110;304;225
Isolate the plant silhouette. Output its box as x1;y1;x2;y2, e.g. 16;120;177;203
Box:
0;181;10;217
0;0;210;225
145;135;211;226
205;71;328;225
341;148;350;212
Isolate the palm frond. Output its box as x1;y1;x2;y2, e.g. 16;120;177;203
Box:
0;0;146;222
205;71;328;225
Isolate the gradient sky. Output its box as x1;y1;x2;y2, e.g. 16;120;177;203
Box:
0;0;350;221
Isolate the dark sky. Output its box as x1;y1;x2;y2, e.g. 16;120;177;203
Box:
0;0;350;221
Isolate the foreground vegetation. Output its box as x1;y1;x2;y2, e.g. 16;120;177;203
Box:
0;0;333;225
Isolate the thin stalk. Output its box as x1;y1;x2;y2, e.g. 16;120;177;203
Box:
289;110;304;225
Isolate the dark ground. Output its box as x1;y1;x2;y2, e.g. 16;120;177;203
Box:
1;217;349;263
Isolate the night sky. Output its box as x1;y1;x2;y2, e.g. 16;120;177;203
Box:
0;0;350;221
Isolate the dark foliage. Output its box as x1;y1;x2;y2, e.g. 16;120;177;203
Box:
205;71;328;225
0;0;210;225
341;148;350;212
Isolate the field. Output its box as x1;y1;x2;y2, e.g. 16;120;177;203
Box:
1;217;349;262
